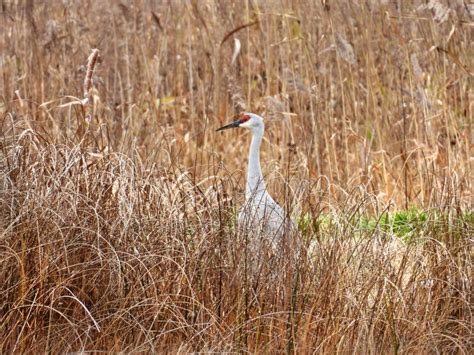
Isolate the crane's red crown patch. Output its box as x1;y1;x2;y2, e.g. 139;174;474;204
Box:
239;114;251;123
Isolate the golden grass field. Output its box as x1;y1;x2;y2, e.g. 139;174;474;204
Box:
1;1;473;353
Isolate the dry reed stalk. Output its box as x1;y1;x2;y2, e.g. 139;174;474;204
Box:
83;48;100;105
334;32;356;65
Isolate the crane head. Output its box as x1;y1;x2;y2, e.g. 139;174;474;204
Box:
216;112;264;132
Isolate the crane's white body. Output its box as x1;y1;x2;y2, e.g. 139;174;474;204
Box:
237;118;289;243
217;113;293;247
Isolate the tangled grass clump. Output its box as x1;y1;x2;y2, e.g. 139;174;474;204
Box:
1;122;472;353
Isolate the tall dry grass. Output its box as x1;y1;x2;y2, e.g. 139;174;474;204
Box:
1;1;472;353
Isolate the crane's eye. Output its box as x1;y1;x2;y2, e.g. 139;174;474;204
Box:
239;114;251;123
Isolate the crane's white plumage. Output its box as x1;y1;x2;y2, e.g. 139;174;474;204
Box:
217;112;293;248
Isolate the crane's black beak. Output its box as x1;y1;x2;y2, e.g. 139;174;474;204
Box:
216;120;240;132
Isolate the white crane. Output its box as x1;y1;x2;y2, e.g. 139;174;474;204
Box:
217;112;294;251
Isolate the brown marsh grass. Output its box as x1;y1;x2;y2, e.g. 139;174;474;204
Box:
1;1;472;353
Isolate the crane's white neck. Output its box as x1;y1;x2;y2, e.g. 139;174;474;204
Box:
246;128;266;200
